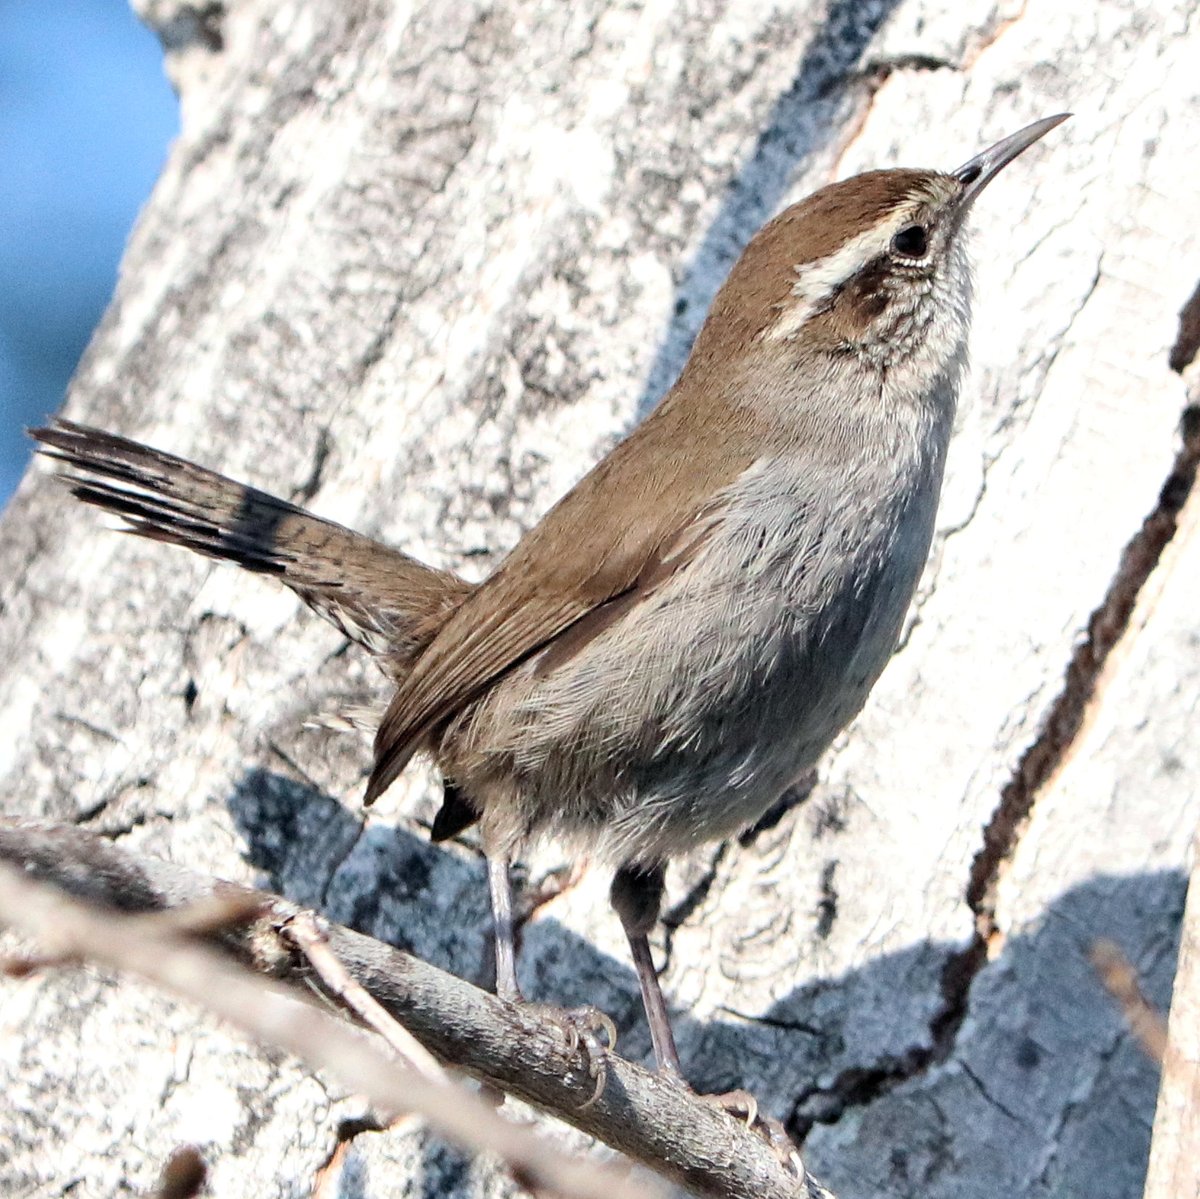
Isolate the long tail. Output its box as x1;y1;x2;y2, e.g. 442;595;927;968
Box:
32;420;472;675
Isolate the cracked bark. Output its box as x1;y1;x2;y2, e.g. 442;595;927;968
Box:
2;0;1199;1197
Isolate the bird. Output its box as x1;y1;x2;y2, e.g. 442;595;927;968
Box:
33;113;1068;1086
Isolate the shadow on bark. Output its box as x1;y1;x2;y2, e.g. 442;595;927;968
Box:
223;767;1182;1199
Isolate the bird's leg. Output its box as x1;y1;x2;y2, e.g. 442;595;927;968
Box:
610;862;683;1076
487;853;521;1002
612;863;785;1143
488;852;614;1104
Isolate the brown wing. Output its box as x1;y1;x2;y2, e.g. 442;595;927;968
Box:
365;400;761;802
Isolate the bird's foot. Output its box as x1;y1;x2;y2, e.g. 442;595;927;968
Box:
701;1086;759;1125
527;1003;617;1108
699;1088;804;1175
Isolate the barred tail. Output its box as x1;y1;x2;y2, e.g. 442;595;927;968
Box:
32;420;471;673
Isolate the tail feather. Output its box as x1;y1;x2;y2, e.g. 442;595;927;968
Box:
32;420;471;672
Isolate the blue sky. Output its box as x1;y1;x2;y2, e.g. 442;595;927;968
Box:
0;0;177;507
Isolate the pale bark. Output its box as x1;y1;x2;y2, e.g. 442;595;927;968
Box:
1;0;1197;1196
1140;493;1200;1199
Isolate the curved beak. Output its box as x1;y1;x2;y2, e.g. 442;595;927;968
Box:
952;113;1070;210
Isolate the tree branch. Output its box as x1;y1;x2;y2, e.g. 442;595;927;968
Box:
0;819;828;1199
0;859;650;1199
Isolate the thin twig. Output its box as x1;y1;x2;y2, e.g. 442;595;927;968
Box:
0;819;825;1199
1091;938;1168;1064
0;860;659;1199
281;908;448;1083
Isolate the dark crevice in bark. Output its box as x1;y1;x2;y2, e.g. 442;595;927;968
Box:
785;948;984;1141
1168;280;1200;373
787;281;1200;1144
966;396;1200;928
942;292;1200;1064
334;1113;387;1141
311;1114;384;1197
292;426;333;505
515;862;582;926
719;1006;822;1036
859;53;957;78
788;1051;932;1141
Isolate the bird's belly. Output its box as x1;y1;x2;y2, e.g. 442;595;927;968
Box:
450;481;937;865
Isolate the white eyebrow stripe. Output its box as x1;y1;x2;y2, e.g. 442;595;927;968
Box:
759;222;892;343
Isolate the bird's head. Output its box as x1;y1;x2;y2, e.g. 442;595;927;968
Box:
692;115;1069;381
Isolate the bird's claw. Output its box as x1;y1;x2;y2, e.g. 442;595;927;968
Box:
700;1089;805;1177
701;1087;759;1126
527;1003;616;1108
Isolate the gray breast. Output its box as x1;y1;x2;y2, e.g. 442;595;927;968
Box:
450;438;940;866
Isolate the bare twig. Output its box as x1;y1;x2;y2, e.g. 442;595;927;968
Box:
1;891;265;976
0;819;828;1199
1090;939;1168;1064
0;859;659;1199
280;908;448;1083
152;891;272;936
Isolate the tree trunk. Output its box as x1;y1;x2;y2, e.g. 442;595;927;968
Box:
1;0;1197;1195
1144;822;1200;1199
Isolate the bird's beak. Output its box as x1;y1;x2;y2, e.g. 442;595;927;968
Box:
951;113;1070;210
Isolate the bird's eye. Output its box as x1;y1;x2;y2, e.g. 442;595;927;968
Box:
891;224;928;259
